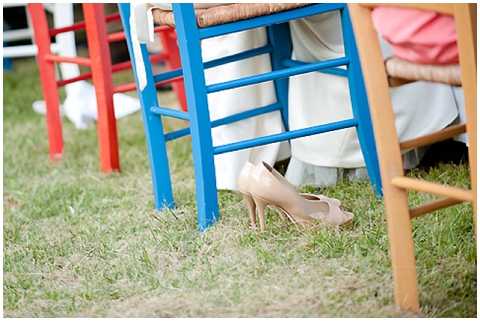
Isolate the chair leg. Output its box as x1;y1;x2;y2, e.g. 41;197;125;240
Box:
28;4;63;160
118;4;175;209
158;29;188;112
341;7;382;196
173;4;219;231
348;4;420;311
83;4;120;173
267;23;292;131
454;4;477;234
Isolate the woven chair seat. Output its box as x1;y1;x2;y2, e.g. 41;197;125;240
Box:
385;57;461;86
152;3;307;28
152;4;461;86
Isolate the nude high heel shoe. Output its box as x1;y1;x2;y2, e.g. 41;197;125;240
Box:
238;161;289;230
249;162;353;229
238;161;258;229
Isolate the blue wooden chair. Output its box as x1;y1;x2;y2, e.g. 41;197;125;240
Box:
119;3;382;231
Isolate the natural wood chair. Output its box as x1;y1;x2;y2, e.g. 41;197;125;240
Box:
349;3;476;312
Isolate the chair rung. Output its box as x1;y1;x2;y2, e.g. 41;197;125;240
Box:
164;102;282;141
150;106;190;120
152;44;273;84
213;101;281;126
410;197;464;219
108;26;170;43
153;68;183;84
113;82;137;94
206;56;349;93
45;54;91;66
57;71;93;87
399;123;467;150
114;78;177;94
282;59;348;77
213;118;357;155
198;3;345;39
59;59;150;87
205;44;273;69
107;30;127;43
48;12;121;37
391;176;473;202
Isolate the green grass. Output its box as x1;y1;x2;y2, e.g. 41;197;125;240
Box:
3;58;476;317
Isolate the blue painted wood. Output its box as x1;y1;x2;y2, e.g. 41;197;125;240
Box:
203;44;273;72
207;56;350;93
267;23;292;131
152;44;273;84
3;57;13;71
152;68;183;85
118;4;175;209
213;118;358;155
150;106;190;120
173;4;219;231
210;102;281;130
282;59;348;77
164;102;282;142
199;3;344;39
340;6;383;196
163;128;189;142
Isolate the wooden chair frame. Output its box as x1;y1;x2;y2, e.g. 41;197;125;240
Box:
349;3;476;312
28;4;186;172
119;3;384;230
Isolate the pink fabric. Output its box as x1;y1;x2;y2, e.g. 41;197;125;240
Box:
372;7;458;65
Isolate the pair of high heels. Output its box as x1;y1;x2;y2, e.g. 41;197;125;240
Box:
238;161;353;231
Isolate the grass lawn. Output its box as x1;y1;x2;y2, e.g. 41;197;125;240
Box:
3;58;476;317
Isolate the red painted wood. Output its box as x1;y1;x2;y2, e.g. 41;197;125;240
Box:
27;4;64;160
29;4;184;171
57;72;93;87
113;78;180;94
57;52;169;89
48;12;121;36
44;54;92;66
107;25;171;43
112;82;137;94
107;30;127;43
83;4;120;172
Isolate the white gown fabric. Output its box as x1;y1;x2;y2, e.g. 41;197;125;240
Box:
284;12;463;186
202;29;289;190
130;6;464;190
130;4;286;191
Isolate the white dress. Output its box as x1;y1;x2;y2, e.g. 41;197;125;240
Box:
284;12;462;187
130;5;464;190
130;4;287;191
202;28;289;190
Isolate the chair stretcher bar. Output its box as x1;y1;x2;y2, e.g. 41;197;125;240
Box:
282;58;348;77
150;106;190;120
399;123;466;150
409;197;464;219
391;176;473;202
152;44;273;84
206;56;350;93
164;102;282;141
213;118;357;155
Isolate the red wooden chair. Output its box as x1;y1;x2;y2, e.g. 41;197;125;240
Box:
28;3;187;172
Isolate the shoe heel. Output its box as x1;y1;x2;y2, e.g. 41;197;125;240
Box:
241;193;257;229
252;196;268;231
